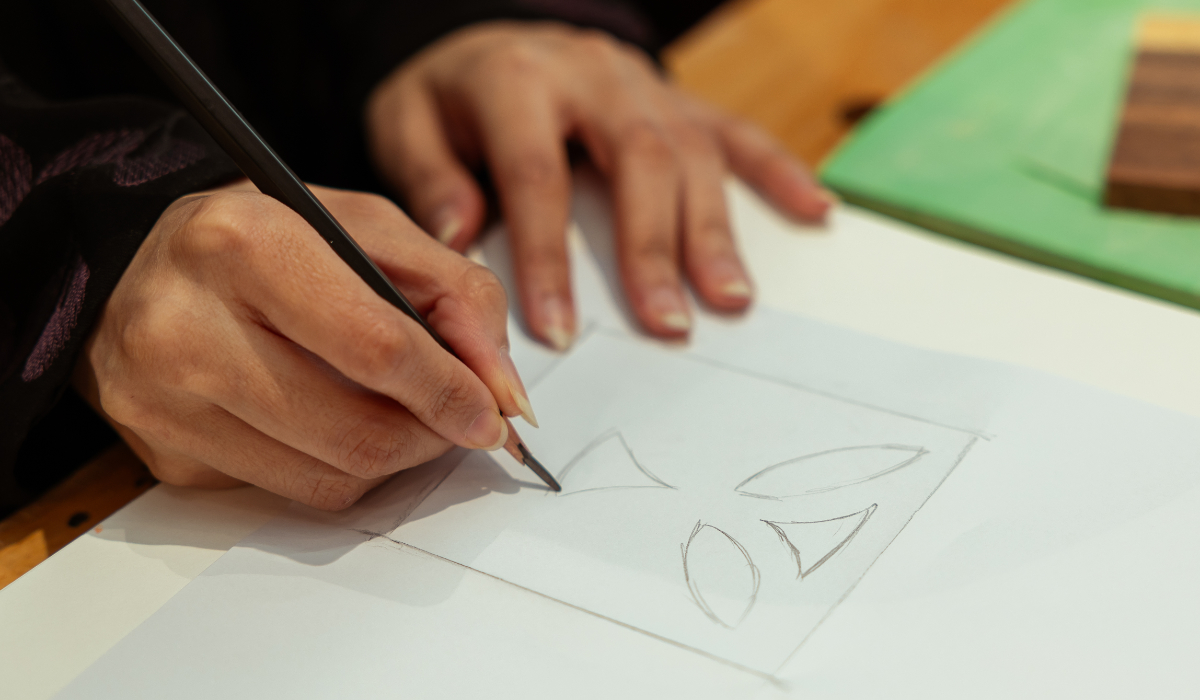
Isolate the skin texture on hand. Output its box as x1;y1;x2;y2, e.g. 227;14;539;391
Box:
366;21;832;350
73;180;536;511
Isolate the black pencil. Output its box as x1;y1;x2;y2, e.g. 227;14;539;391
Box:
100;0;560;492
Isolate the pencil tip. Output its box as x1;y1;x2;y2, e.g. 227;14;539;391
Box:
517;442;561;492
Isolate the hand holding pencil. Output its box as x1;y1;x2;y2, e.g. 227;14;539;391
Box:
72;0;557;509
75;180;541;509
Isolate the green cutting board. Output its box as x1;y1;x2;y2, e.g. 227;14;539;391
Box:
821;0;1200;309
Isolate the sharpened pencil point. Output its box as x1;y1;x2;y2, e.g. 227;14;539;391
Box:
518;443;561;492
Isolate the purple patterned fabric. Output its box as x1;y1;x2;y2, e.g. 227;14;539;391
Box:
112;138;206;187
21;256;90;382
36;129;146;184
0;134;32;228
36;129;206;188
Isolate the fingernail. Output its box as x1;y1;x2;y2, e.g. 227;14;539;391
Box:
710;259;753;301
721;280;753;300
542;297;574;352
433;206;463;245
646;286;691;332
466;408;507;451
500;348;539;428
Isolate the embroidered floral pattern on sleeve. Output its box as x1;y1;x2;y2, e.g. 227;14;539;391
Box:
0;134;31;227
36;126;206;188
21;255;89;382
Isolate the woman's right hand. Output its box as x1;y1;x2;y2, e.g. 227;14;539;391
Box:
73;180;535;510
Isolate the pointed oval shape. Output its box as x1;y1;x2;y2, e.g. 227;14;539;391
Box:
736;445;927;500
681;523;760;628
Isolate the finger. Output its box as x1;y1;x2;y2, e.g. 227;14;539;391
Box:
579;103;690;337
369;79;486;250
139;403;384;511
672;123;754;312
205;321;454;480
112;420;245;489
185;193;509;453
715;115;834;222
469;78;576;351
318;192;538;426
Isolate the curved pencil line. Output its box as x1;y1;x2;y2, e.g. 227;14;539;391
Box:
773;436;980;676
763;503;878;580
681;521;761;629
735;444;928;499
556;428;675;494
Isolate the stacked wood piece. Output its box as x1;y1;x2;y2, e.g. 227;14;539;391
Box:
1106;15;1200;216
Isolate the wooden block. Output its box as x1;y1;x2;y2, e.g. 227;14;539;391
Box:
1105;15;1200;216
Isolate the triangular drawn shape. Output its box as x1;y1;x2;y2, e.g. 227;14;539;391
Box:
556;430;674;495
764;504;877;579
736;445;927;500
681;522;761;628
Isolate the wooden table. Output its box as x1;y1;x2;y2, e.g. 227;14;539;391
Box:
0;0;1013;589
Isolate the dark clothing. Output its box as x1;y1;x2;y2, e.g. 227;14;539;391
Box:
0;0;722;515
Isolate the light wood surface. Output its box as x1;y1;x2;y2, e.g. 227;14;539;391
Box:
0;0;1013;590
0;443;154;588
664;0;1013;167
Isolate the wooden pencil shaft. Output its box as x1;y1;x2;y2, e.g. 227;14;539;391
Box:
99;0;454;355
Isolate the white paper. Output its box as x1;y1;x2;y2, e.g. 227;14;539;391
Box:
57;179;1200;699
396;323;980;675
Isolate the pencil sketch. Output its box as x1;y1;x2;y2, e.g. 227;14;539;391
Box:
735;445;928;500
681;522;761;629
764;504;878;580
392;330;984;675
556;429;675;495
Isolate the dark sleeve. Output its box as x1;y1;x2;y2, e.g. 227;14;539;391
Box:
0;60;241;513
338;0;659;115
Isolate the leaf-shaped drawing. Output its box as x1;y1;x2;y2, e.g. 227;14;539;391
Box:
556;430;674;496
681;522;761;629
764;504;877;580
735;445;927;500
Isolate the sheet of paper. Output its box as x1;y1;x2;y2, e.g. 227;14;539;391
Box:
396;321;981;675
57;179;1200;699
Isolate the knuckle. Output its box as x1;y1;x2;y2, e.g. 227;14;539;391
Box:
178;195;261;262
500;152;564;192
117;306;168;363
302;470;367;511
117;303;206;393
627;233;676;265
492;42;545;77
348;318;412;382
304;466;375;512
100;390;154;434
619;120;676;167
673;122;719;159
457;264;508;311
149;457;212;488
343;191;401;222
692;215;734;249
520;241;567;276
420;375;476;427
333;416;414;478
575;29;621;61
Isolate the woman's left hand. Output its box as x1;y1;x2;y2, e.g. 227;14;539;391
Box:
366;21;832;350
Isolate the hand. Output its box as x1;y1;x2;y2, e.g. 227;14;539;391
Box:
73;180;535;510
366;21;832;349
